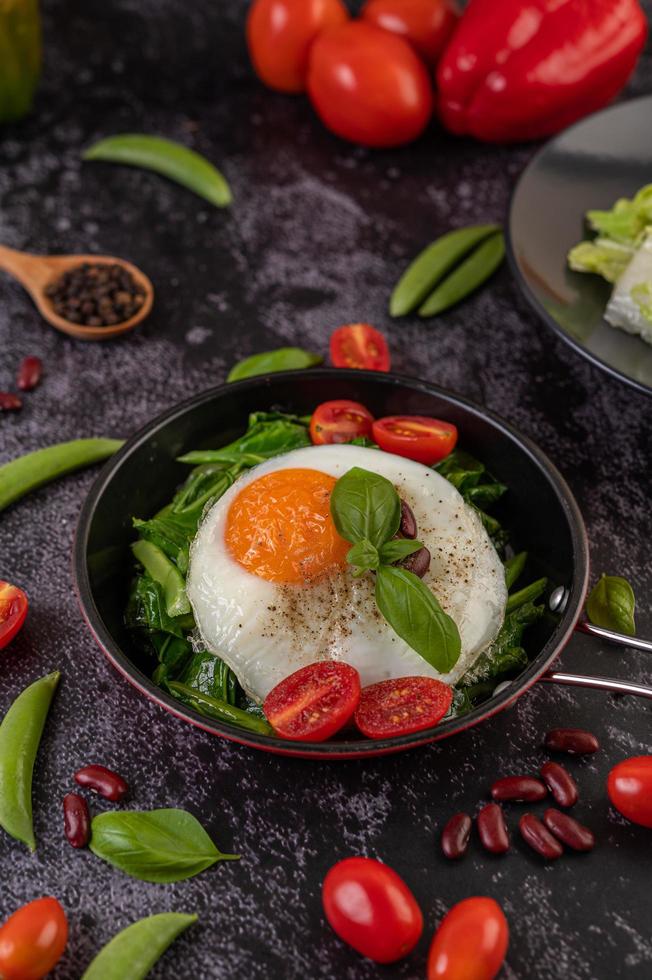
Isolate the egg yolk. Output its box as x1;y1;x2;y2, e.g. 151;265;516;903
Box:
225;468;349;584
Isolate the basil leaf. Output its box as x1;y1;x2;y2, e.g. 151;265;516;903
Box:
81;912;198;980
89;808;239;883
330;467;400;548
586;574;636;636
379;539;424;565
346;539;380;574
375;566;461;673
227;347;323;382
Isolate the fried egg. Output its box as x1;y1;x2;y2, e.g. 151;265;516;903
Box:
186;445;507;702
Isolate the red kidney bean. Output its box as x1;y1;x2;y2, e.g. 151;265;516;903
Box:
402;545;431;578
491;775;547;803
477;802;510;854
544;728;599;755
540;761;578;807
441;812;472;860
399;500;417;539
0;392;22;411
63;793;91;848
17;356;43;391
519;813;563;859
74;764;128;802
543;809;595;852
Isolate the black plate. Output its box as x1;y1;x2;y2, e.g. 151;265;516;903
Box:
74;370;589;758
507;95;652;396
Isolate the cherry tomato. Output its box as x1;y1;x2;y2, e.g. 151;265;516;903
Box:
329;323;391;372
355;677;452;739
246;0;349;93
372;415;457;465
427;897;509;980
310;399;375;445
0;897;68;980
263;662;361;741
361;0;458;65
323;857;423;963
607;756;652;828
307;21;433;147
0;580;28;650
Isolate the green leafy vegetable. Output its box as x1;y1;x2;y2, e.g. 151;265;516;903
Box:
586;185;652;246
461;600;544;688
586;574;636;636
167;683;273;735
89;808;239;883
505;576;547;613
419;232;505;317
81;912;198;980
568;239;634;283
177;412;310;466
330;466;401;548
227;347;322;382
504;552;527;590
378;538;424;564
131;540;190;618
346;539;380;575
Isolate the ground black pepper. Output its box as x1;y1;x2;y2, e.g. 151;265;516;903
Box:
45;262;145;326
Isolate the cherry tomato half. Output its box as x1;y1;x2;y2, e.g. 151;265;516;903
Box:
372;415;457;465
355;677;452;739
607;756;652;828
361;0;458;65
323;857;423;963
307;21;433;147
427;897;509;980
310;399;375;445
329;323;391;372
247;0;349;93
0;897;68;980
0;580;28;650
263;662;361;741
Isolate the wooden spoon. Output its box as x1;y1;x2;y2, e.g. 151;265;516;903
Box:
0;243;154;341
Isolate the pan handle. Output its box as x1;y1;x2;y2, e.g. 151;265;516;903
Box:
541;671;652;700
575;620;652;654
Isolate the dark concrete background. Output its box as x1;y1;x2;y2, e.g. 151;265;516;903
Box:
1;1;651;977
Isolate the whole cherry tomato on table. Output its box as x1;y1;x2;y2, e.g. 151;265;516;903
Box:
372;415;458;464
607;756;652;828
323;856;423;962
427;897;509;980
247;0;349;93
329;323;391;371
0;897;68;980
0;580;28;649
362;0;458;65
310;400;375;445
307;21;434;147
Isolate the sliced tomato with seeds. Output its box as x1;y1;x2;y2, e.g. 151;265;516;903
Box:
355;676;452;739
264;662;361;741
329;323;391;371
372;415;457;464
0;581;28;650
310;399;374;445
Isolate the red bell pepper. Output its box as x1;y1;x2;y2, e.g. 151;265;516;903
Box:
437;0;648;142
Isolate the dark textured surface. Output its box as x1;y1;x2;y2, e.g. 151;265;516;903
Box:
1;2;651;977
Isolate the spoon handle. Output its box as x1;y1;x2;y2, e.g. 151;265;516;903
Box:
541;671;652;700
575;619;652;653
0;243;54;291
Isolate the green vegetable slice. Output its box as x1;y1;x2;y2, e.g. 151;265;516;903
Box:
227;347;322;382
586;574;636;636
83;134;232;208
89;808;239;883
81;912;197;980
419;232;505;317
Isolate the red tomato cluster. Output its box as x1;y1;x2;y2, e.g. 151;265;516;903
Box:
246;0;457;147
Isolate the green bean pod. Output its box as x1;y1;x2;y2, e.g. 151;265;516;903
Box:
0;671;60;851
418;232;505;317
504;551;528;591
0;438;123;514
168;682;273;736
390;224;500;317
81;912;198;980
131;540;190;618
505;577;548;613
83;134;232;208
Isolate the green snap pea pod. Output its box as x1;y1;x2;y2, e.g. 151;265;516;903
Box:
390;224;500;317
418;232;505;317
81;912;198;980
504;551;528;591
0;671;60;851
131;540;190;618
505;577;548;614
0;438;123;514
83;134;232;208
227;347;322;382
168;682;273;735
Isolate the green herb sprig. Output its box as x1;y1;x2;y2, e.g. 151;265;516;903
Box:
586;574;636;636
330;467;461;673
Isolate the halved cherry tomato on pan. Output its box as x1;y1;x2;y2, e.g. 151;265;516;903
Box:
310;399;374;445
372;415;457;464
361;0;458;65
607;756;652;828
329;323;391;372
0;897;68;980
355;677;452;739
323;857;423;963
263;662;361;741
0;581;28;650
427;897;509;980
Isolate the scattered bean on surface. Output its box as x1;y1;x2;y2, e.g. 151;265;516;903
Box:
74;764;128;802
543;809;595;851
441;812;472;860
0;392;22;411
491;775;547;803
63;792;91;848
519;813;563;859
477;802;510;854
17;356;42;391
540;761;578;807
544;728;599;755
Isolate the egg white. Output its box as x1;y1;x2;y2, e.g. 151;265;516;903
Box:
186;444;507;702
